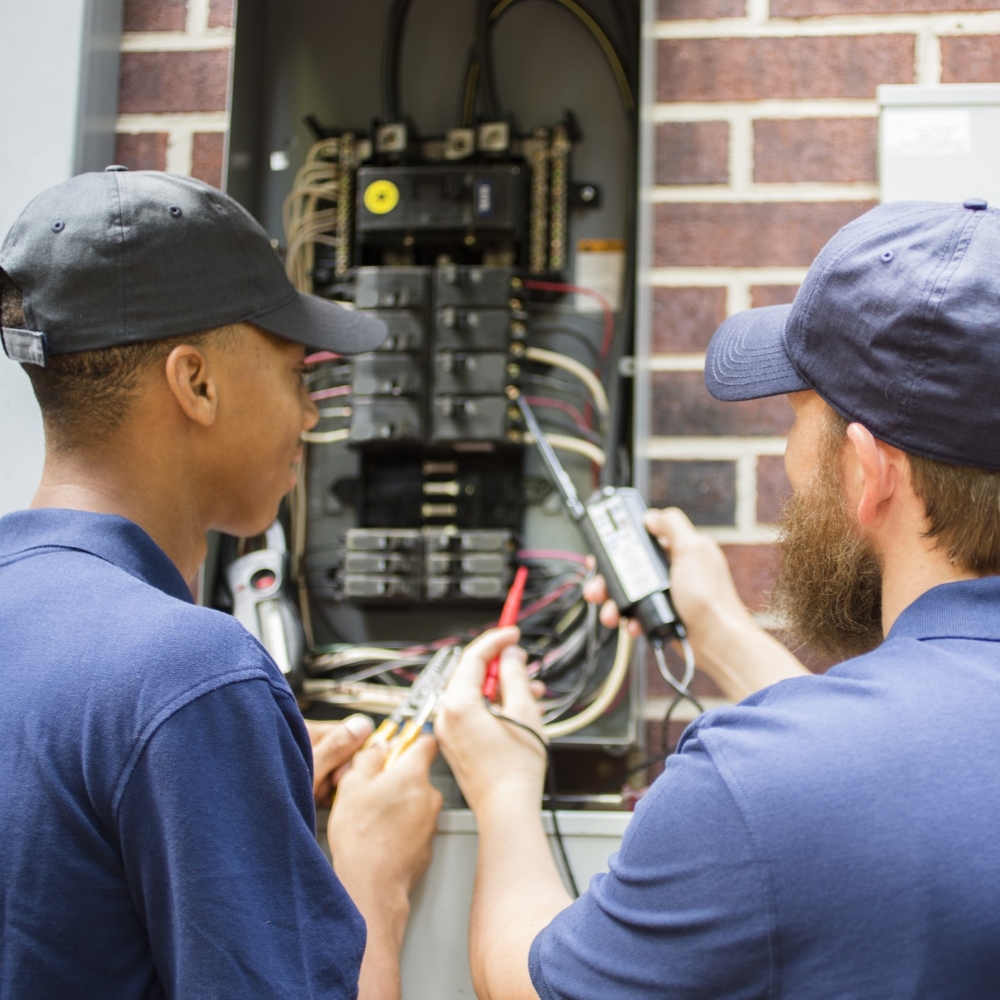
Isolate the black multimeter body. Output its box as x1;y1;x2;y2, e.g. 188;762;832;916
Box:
579;486;681;642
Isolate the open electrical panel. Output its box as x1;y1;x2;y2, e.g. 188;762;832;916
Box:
215;0;642;777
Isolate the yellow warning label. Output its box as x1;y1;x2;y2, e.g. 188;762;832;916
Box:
363;179;400;215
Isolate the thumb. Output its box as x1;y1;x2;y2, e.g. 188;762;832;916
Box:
644;506;696;553
448;627;520;695
497;645;538;720
312;715;374;787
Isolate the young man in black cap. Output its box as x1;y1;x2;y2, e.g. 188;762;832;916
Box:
0;168;440;999
437;198;1000;998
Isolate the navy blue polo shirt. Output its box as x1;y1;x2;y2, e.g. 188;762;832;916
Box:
531;576;1000;998
0;509;365;999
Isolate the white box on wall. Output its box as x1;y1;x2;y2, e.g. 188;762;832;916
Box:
879;84;1000;206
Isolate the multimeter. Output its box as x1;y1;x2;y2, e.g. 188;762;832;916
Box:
516;395;682;643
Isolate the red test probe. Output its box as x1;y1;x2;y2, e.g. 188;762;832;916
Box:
482;565;529;702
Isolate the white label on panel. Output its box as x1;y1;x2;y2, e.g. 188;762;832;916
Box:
884;110;972;157
575;238;625;312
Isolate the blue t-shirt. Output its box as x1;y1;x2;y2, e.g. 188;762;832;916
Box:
0;509;365;999
531;576;1000;999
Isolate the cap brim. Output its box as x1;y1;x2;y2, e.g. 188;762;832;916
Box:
252;291;387;355
704;304;810;401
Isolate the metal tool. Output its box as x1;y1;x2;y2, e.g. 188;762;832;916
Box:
365;644;464;766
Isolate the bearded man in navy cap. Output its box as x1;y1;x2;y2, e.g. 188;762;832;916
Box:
437;198;1000;999
0;169;441;1000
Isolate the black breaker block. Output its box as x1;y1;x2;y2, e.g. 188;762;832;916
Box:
342;527;515;604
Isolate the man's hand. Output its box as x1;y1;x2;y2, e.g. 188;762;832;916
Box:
304;715;374;805
436;627;568;1000
583;506;751;638
328;736;443;901
583;506;808;700
435;627;547;815
328;737;443;1000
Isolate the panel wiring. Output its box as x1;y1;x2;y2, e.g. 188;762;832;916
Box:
236;1;652;771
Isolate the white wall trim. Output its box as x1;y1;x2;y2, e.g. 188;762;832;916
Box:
649;266;808;286
652;182;879;202
640;436;788;459
652;100;877;121
653;11;1000;39
120;31;233;51
115;111;231;130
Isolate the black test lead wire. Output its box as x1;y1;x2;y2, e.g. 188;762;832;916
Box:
484;701;580;899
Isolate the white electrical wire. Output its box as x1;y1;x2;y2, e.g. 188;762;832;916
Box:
523;432;605;468
524;346;610;419
543;622;632;738
282;140;340;293
652;636;696;700
301;428;351;444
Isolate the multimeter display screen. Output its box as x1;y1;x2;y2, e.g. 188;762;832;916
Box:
588;494;662;604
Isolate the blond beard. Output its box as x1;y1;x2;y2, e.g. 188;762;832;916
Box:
770;445;884;662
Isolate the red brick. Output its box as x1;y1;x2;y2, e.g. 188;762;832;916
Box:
123;0;186;32
208;0;235;28
723;543;780;612
658;35;914;102
754;118;877;184
654;201;875;268
653;287;727;352
192;132;226;188
649;460;736;525
119;50;231;114
774;0;1000;14
757;454;791;524
114;132;169;172
657;121;729;185
658;0;745;17
750;284;799;309
652;371;794;435
941;36;1000;84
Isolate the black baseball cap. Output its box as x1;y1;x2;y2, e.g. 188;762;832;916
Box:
705;199;1000;471
0;167;386;366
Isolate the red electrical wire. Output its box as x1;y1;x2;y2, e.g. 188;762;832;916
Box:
525;395;592;433
310;385;351;401
522;278;615;362
304;350;342;365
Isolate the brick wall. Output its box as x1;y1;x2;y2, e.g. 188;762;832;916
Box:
645;0;1000;736
114;0;235;188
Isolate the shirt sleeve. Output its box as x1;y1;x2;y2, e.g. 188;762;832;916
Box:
529;725;775;1000
116;677;366;1000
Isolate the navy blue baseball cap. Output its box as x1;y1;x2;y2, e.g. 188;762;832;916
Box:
0;167;386;366
705;199;1000;471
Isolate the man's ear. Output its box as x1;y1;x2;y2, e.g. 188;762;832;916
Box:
163;344;219;427
845;423;906;526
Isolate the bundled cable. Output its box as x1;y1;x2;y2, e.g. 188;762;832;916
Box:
283;139;340;294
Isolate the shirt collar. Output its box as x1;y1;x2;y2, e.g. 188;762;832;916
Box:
888;575;1000;642
0;508;194;604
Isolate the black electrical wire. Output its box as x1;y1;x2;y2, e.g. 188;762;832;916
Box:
594;691;692;795
529;323;603;366
381;0;414;122
472;0;636;117
485;701;580;898
476;0;502;121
